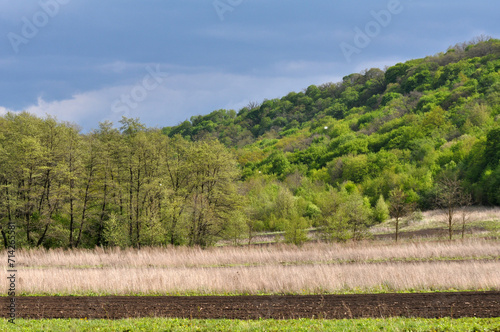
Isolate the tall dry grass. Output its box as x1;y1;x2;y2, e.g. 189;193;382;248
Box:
3;237;498;295
421;206;500;224
11;239;500;269
370;206;500;234
5;261;498;295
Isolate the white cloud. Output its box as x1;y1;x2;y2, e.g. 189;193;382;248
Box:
0;106;12;116
5;70;343;131
23;91;116;128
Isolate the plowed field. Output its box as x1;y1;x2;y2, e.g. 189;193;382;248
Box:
2;292;499;319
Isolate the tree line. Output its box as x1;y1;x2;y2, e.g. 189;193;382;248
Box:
0;112;434;249
0;114;240;248
2;38;499;248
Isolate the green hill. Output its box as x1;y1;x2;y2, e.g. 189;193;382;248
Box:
1;38;499;248
164;38;500;208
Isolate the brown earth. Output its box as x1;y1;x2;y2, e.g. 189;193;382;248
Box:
2;292;499;320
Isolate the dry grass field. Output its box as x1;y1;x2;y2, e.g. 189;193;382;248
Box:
11;261;499;296
370;206;500;235
13;239;500;268
3;238;499;296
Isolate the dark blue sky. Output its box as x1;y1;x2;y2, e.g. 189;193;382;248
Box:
1;0;499;131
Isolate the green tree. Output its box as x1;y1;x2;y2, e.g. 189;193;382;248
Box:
389;188;414;242
185;140;241;247
268;151;291;177
103;213;129;248
284;216;309;245
93;122;123;247
373;195;389;223
484;127;500;168
163;135;193;245
341;191;373;241
274;186;309;245
316;188;372;242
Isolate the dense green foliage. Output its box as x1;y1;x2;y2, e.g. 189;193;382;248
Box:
2;317;499;332
164;38;500;236
1;38;499;248
0;117;240;248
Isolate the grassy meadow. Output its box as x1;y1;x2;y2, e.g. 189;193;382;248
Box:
3;235;499;296
2;317;500;332
1;209;498;331
2;208;498;296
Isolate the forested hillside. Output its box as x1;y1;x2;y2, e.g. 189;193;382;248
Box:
1;38;500;248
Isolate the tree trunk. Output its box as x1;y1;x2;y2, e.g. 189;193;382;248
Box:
4;182;13;248
36;169;52;248
36;223;49;247
128;167;134;243
1;229;8;249
135;168;141;248
395;216;399;242
68;154;75;248
97;180;108;247
75;168;93;248
448;207;453;241
461;218;466;239
24;172;34;246
69;197;74;248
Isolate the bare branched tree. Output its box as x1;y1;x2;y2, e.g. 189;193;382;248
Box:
389;188;415;242
246;101;261;110
436;174;463;241
459;192;473;239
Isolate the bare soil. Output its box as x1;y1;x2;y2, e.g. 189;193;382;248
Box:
2;292;499;319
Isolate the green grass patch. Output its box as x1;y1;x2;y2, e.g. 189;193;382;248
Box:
2;317;499;332
472;220;500;231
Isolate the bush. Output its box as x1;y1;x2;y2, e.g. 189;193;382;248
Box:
373;195;390;223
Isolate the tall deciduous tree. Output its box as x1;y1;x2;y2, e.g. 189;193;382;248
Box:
373;194;390;223
185;140;240;247
163;135;193;245
436;173;464;241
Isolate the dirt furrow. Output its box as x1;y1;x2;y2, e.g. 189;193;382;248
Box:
1;292;499;319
